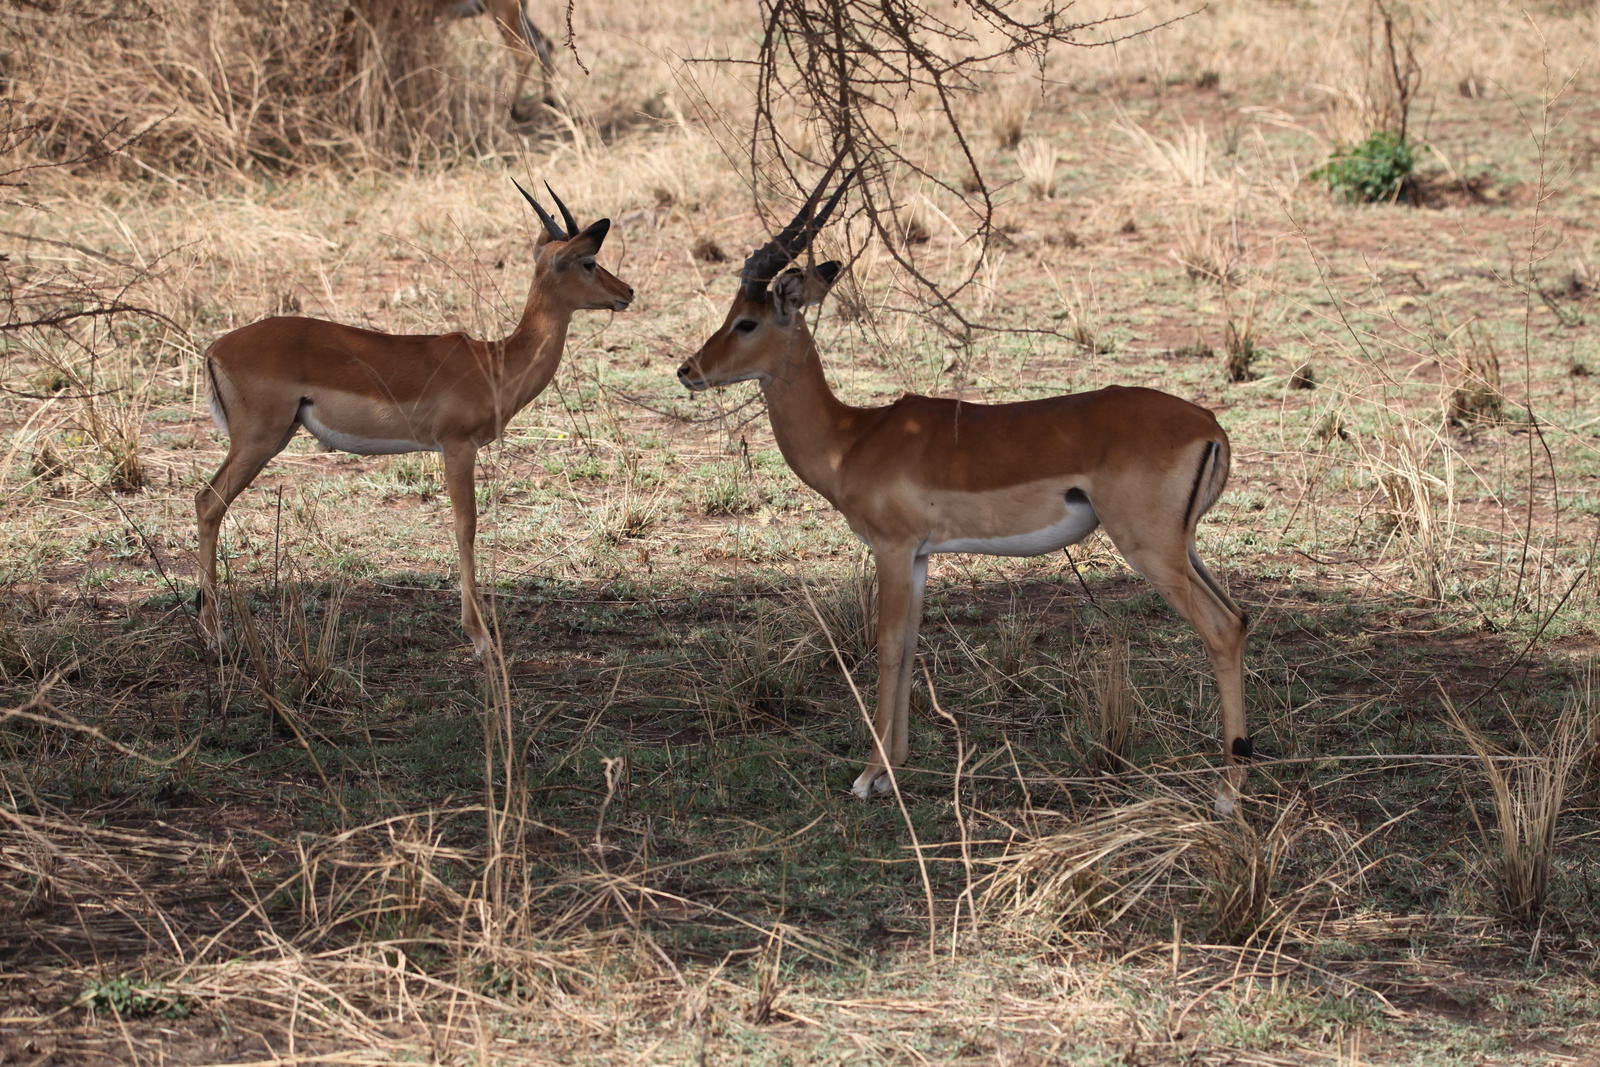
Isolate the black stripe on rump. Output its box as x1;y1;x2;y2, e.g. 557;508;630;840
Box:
1182;440;1217;532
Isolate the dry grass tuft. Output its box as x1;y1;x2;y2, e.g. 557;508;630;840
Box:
1173;213;1236;285
1016;137;1059;199
792;551;877;673
980;787;1348;944
1091;637;1134;775
1360;419;1455;599
1451;694;1590;924
1444;326;1504;426
1222;310;1264;383
1118;118;1217;193
988;88;1033;149
78;399;147;492
692;236;729;263
5;0;492;175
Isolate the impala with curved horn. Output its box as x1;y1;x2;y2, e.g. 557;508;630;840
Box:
197;181;632;656
677;169;1252;810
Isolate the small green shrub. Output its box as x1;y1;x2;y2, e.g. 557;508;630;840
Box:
81;976;189;1019
1310;130;1416;204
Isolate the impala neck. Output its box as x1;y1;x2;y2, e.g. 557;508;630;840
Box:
760;325;860;507
496;291;573;412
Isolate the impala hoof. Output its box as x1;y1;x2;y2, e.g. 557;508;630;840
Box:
851;768;897;799
1214;783;1239;817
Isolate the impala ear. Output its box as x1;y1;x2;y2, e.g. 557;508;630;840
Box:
555;218;611;264
772;261;843;321
769;268;807;322
813;260;843;292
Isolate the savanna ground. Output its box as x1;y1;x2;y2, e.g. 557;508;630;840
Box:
3;0;1600;1062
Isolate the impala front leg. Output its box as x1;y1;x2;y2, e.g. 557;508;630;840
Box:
442;441;491;657
852;548;928;798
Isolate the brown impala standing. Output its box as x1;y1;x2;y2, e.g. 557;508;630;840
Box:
677;169;1251;811
197;182;633;656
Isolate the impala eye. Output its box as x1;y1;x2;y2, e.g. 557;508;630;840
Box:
734;320;758;334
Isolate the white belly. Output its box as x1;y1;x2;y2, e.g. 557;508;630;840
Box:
299;401;439;456
925;494;1099;557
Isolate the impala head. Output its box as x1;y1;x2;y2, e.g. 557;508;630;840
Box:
678;167;855;391
514;179;634;313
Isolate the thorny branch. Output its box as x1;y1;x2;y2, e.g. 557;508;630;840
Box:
747;0;1160;342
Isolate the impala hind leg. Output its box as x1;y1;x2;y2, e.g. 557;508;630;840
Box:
852;551;928;798
1112;534;1249;813
195;420;299;649
442;443;491;657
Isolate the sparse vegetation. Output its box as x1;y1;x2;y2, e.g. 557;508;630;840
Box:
3;0;1600;1063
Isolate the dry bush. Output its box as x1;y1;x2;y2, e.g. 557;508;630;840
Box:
1450;695;1590;924
1;0;506;175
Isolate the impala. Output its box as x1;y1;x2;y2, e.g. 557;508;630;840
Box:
676;169;1251;810
196;182;632;655
448;0;554;120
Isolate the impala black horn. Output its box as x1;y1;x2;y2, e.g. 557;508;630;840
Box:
740;164;857;302
546;181;580;238
513;177;569;241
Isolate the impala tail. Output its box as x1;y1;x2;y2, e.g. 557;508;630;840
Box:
203;352;229;437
